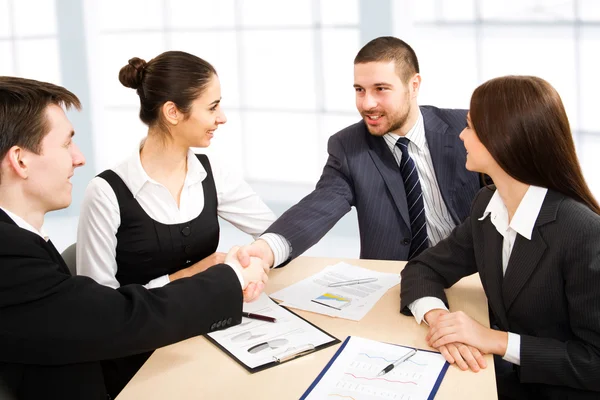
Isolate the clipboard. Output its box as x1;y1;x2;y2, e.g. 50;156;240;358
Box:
301;336;450;400
205;295;340;374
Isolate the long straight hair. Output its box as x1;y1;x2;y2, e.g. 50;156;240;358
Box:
470;75;600;215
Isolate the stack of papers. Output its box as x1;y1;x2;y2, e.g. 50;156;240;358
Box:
270;262;400;321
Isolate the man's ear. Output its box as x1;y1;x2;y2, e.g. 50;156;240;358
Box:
161;101;181;126
4;146;29;179
410;73;422;99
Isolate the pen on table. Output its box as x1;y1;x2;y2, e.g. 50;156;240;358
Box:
241;312;277;323
328;277;378;287
377;349;417;377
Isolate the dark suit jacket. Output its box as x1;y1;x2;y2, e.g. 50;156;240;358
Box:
265;106;481;262
0;210;243;400
400;187;600;399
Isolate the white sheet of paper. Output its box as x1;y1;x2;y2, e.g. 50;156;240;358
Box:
270;262;400;321
207;293;336;369
302;336;448;400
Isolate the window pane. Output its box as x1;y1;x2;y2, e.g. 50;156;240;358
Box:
167;0;236;28
241;30;316;110
99;0;163;31
0;40;13;75
579;0;600;21
440;0;476;21
577;133;600;199
480;27;578;129
169;32;240;107
13;0;56;37
320;0;359;25
15;39;60;84
580;27;600;132
411;0;475;22
0;0;11;38
412;27;478;109
244;111;321;183
322;28;360;112
481;0;575;21
239;0;312;27
95;109;147;171
100;33;166;107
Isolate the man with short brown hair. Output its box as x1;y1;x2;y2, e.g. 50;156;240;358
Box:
0;76;267;400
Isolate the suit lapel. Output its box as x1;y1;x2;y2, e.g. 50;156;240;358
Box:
422;107;460;223
502;230;547;312
479;216;510;329
501;191;561;312
366;127;410;228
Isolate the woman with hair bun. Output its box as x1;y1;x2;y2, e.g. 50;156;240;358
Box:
76;51;275;397
400;75;600;399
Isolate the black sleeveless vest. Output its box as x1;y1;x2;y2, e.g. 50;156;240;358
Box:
97;154;220;286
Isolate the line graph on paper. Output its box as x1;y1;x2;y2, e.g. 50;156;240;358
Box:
302;337;449;400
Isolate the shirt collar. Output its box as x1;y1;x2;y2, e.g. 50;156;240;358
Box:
0;207;49;241
125;141;207;197
384;110;426;151
479;185;548;240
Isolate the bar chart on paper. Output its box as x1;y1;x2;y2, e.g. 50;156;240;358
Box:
302;337;449;400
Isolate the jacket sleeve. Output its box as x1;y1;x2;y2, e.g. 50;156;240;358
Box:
264;134;355;260
400;213;478;315
0;249;243;366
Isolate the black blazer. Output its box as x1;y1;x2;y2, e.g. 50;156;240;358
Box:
400;187;600;399
265;106;481;262
0;210;243;400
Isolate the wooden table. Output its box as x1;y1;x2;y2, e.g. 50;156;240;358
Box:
117;257;497;399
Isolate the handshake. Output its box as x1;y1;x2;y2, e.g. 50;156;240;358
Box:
224;239;275;302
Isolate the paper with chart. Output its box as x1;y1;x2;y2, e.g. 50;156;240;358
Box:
207;293;337;370
270;262;401;321
302;336;449;400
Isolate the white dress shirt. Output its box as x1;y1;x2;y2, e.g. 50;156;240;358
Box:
0;207;48;241
408;185;548;365
76;146;276;289
261;112;456;267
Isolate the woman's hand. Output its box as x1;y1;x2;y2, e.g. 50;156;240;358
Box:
427;311;507;356
424;309;488;372
169;252;227;282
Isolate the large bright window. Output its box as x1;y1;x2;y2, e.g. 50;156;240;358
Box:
90;0;361;185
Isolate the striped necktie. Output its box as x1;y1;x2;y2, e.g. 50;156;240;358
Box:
396;137;429;258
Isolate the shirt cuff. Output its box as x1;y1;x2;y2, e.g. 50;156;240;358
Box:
502;332;521;365
259;233;291;268
144;274;171;289
224;262;245;289
408;297;448;325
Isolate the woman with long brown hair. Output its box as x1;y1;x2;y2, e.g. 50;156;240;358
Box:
400;75;600;399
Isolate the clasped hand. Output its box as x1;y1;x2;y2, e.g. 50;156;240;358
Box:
424;310;494;372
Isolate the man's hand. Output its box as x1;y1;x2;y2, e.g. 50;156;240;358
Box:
236;239;274;271
426;311;507;357
225;246;269;302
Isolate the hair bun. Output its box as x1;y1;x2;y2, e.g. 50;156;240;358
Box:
119;57;148;90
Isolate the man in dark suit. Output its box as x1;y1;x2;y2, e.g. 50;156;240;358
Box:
0;77;267;400
235;36;481;270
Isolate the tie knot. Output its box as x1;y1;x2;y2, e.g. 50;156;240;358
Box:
396;137;410;147
396;137;410;153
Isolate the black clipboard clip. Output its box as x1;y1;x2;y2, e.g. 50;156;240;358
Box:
273;344;316;363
